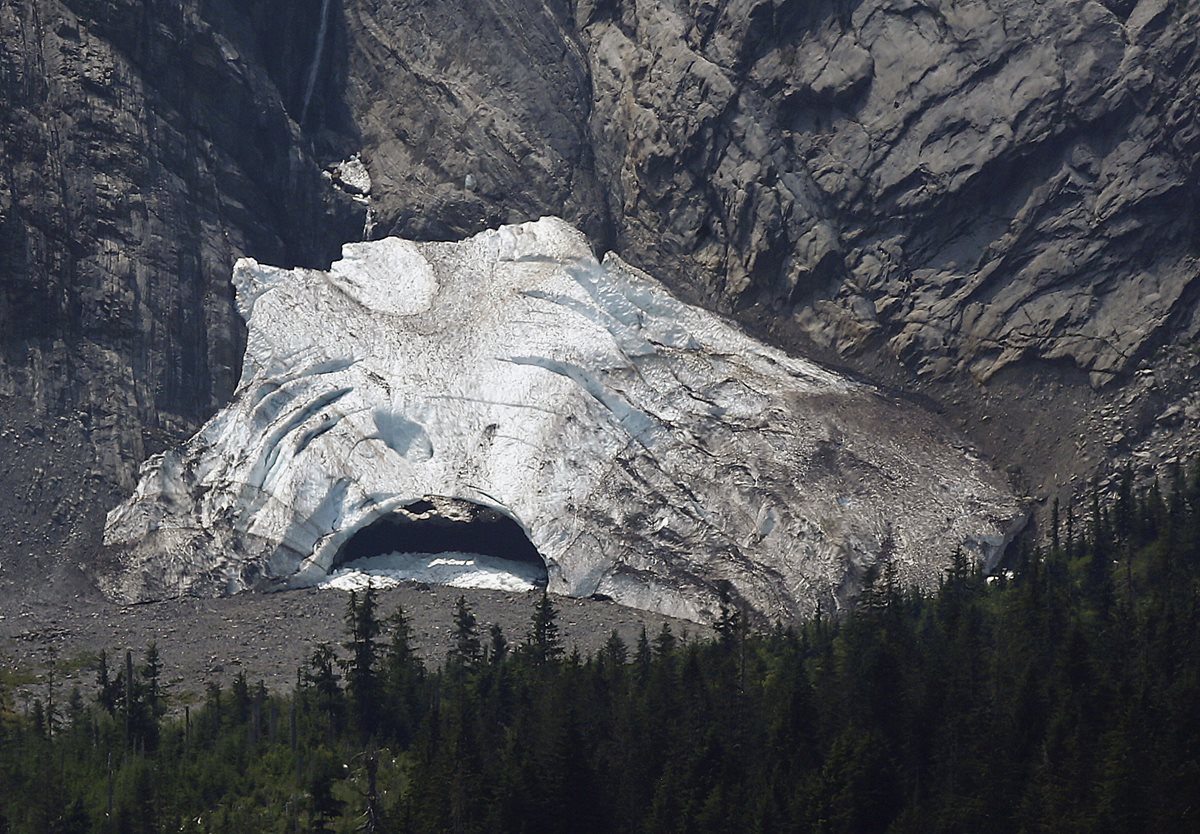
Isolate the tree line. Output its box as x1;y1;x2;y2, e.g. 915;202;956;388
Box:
1;461;1199;832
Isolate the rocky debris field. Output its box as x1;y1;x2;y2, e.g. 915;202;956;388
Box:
1083;345;1200;495
0;584;705;710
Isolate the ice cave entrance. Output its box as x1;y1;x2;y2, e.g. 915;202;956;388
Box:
320;497;548;593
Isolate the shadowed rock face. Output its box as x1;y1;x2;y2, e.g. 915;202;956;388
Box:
103;219;1023;622
2;0;1198;593
0;0;365;590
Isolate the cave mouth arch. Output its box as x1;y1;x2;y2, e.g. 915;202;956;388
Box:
328;496;547;588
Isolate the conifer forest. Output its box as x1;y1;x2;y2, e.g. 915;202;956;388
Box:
2;464;1199;833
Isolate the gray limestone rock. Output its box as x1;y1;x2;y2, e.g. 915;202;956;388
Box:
0;0;364;588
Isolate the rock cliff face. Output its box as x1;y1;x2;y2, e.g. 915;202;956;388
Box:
2;0;1197;598
103;218;1022;621
335;0;1198;387
0;0;364;590
575;0;1200;389
331;0;1200;501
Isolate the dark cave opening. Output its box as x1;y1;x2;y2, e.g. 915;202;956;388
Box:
331;497;546;580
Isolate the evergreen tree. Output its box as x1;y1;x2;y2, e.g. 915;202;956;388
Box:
634;626;653;686
1051;497;1062;555
122;649;135;751
0;464;1196;834
96;649;120;716
385;602;418;671
603;630;628;667
232;669;252;723
132;642;165;751
653;623;677;658
448;595;483;672
306;644;343;739
343;585;383;738
1066;498;1077;559
65;685;84;733
1115;463;1135;541
713;583;742;646
30;698;46;739
528;591;564;665
489;622;509;665
382;601;424;744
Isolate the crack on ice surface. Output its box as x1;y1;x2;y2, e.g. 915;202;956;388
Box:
316;551;547;593
103;217;1024;622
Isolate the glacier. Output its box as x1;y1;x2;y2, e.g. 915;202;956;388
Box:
102;217;1023;622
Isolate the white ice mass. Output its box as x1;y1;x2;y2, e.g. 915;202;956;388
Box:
103;217;1024;621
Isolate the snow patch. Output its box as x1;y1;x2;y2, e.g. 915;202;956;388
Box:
316;551;547;593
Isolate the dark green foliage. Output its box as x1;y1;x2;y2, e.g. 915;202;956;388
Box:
525;591;564;665
448;594;483;673
342;585;383;739
2;474;1199;832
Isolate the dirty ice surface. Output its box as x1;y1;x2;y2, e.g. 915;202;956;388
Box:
103;216;1023;622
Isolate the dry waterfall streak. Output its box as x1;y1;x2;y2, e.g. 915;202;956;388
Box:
300;0;332;127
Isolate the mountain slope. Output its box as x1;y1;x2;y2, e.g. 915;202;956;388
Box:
1;0;1197;597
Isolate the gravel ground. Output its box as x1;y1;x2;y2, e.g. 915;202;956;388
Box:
0;582;708;709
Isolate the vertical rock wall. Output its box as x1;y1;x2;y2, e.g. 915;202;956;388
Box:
0;0;363;589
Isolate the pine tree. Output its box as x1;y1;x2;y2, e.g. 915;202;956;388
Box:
713;583;742;646
306;644;343;739
343;584;383;738
1051;498;1062;555
653;623;677;658
449;595;483;673
528;591;564;665
96;649;120;716
382;602;423;745
138;643;164;750
233;670;252;723
202;680;222;741
634;626;653;687
30;698;46;739
489;623;509;665
66;685;84;734
1066;498;1077;559
0;461;1194;833
385;603;418;672
603;630;628;667
123;649;135;751
938;547;974;628
1115;463;1135;542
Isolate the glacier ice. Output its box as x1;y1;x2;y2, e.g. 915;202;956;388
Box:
102;217;1024;622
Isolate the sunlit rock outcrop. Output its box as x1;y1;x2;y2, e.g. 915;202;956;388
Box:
103;218;1023;621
